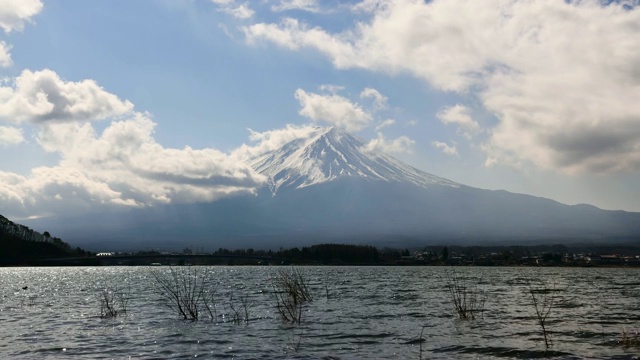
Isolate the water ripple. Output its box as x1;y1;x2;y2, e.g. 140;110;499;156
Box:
1;266;640;359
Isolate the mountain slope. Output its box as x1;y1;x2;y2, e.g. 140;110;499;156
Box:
22;126;640;250
249;127;458;194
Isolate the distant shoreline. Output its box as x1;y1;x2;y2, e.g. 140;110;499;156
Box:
4;242;640;267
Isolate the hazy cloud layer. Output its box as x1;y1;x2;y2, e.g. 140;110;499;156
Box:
0;69;134;123
245;0;640;173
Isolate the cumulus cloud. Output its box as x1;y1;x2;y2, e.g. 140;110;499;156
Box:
0;114;266;217
0;69;134;124
294;88;372;132
272;0;320;13
0;41;12;67
437;105;481;139
0;0;42;33
432;141;458;156
0;125;23;145
245;0;640;173
0;70;267;217
0;0;42;68
362;132;414;154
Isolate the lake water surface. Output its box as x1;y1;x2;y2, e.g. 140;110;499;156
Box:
1;266;639;359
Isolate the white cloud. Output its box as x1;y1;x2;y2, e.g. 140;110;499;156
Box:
233;124;322;161
432;141;458;156
360;87;387;110
437;104;481;139
0;0;42;33
294;88;372;132
210;0;254;19
0;70;267;217
362;132;414;155
245;0;640;173
0;125;23;145
272;0;320;13
0;113;267;217
0;0;42;69
0;41;12;67
0;69;134;124
220;3;254;19
244;17;355;57
375;118;395;131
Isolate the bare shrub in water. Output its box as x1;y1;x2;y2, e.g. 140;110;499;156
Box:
621;327;640;348
227;292;254;324
528;279;555;350
97;285;129;318
272;266;312;324
446;270;485;320
152;266;217;321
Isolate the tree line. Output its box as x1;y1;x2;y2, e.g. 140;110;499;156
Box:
207;243;408;265
1;214;90;265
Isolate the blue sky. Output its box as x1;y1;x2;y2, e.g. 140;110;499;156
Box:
1;0;640;220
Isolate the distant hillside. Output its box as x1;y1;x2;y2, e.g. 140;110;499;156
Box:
0;214;89;265
20;127;640;250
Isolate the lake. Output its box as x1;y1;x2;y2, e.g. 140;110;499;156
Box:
0;266;639;359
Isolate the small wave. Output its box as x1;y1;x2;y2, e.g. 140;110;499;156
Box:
431;344;578;359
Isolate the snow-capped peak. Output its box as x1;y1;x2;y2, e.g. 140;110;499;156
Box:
248;126;458;194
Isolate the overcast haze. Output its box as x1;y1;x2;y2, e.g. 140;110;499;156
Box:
1;0;640;222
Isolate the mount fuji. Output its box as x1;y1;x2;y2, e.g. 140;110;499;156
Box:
24;127;640;250
248;126;457;194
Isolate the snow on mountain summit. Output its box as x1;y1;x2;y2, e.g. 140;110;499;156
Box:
248;127;459;194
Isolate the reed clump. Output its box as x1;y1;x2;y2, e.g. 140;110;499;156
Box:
446;270;485;320
272;266;312;324
152;266;217;321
